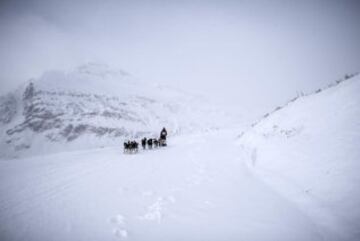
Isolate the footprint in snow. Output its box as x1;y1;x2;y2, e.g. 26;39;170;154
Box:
110;214;128;239
110;214;125;225
138;196;176;223
114;229;128;239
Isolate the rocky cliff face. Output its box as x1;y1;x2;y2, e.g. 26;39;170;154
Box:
0;64;233;158
0;93;17;125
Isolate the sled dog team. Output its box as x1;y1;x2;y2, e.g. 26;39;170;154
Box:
123;127;167;154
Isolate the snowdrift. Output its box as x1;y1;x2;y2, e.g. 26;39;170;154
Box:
0;63;233;158
238;74;360;240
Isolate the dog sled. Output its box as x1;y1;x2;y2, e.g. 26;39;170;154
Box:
159;137;167;147
123;128;168;154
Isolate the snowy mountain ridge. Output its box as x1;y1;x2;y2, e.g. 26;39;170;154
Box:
238;73;360;240
247;72;359;130
0;63;233;158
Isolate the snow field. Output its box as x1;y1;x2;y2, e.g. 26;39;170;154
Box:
1;72;359;241
1;130;322;241
238;76;360;241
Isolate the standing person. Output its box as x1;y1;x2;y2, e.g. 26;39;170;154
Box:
160;127;167;140
159;127;167;146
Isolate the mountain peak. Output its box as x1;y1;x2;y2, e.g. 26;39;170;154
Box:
0;64;234;158
76;62;130;78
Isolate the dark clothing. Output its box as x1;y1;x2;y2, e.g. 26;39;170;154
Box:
160;128;167;140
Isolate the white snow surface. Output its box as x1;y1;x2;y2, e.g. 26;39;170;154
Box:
0;72;359;241
1;130;323;241
238;75;360;240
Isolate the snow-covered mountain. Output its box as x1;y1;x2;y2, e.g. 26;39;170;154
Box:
0;63;233;158
238;74;360;240
0;72;359;241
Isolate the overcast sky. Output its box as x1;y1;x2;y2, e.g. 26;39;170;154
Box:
0;0;359;117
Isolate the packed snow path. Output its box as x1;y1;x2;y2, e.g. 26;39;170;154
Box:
1;130;323;241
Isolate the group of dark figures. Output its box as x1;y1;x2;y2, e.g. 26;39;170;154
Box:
124;128;167;154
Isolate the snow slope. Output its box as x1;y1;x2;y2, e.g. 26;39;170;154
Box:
238;74;360;240
0;63;233;158
0;130;323;241
1;69;359;240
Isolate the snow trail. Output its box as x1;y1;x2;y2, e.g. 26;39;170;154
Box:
0;130;323;241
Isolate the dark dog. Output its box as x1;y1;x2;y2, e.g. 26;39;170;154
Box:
153;138;159;147
124;140;139;154
123;141;130;153
141;138;147;150
131;141;139;153
147;138;153;149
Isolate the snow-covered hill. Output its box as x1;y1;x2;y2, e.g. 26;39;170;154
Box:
238;74;360;240
0;63;233;158
0;73;359;241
